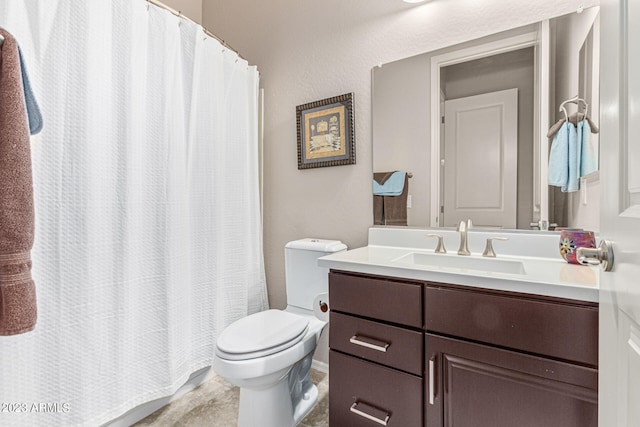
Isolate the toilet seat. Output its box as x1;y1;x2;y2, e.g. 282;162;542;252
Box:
216;309;310;361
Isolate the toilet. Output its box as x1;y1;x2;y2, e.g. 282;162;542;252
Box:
213;238;347;427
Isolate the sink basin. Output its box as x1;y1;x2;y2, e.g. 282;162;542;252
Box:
392;252;526;275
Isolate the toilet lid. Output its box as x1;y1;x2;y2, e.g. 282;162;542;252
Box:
216;309;309;360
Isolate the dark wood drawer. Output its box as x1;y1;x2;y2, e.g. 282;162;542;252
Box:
329;350;423;427
330;311;423;375
329;271;423;328
424;283;598;366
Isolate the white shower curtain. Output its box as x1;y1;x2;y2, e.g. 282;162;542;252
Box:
0;1;268;426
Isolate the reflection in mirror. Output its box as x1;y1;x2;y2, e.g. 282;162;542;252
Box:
549;9;600;231
440;52;531;229
372;7;600;232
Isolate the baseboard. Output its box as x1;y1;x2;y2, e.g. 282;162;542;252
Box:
312;359;328;374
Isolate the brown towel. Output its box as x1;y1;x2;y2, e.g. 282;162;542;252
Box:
373;172;393;225
373;171;395;186
373;195;384;225
383;173;408;226
372;172;408;226
0;29;37;335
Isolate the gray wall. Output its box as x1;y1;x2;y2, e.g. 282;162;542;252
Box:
372;55;431;227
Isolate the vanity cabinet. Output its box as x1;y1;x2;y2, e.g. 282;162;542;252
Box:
424;283;598;427
328;271;424;426
328;270;598;427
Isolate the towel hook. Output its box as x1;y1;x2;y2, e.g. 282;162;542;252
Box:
559;95;588;121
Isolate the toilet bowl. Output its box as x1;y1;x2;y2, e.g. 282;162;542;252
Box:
213;307;326;426
212;239;346;427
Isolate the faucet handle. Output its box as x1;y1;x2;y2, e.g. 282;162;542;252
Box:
483;237;508;257
457;219;473;231
426;234;447;254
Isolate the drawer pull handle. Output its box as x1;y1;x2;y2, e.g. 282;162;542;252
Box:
429;357;436;405
350;401;390;426
349;335;390;353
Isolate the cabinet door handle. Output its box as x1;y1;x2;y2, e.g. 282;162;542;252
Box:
429;356;436;405
349;335;390;353
350;401;390;426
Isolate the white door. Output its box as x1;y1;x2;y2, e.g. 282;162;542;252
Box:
443;89;518;228
599;0;640;425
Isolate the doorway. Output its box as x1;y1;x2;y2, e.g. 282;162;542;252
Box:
429;30;542;229
438;47;534;228
441;89;519;228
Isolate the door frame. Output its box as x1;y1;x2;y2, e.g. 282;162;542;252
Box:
429;29;546;227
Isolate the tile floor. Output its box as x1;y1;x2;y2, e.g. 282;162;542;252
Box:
133;369;329;426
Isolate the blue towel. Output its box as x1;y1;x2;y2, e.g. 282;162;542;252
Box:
17;46;43;135
579;120;597;177
548;122;570;189
549;119;598;193
373;171;406;196
566;120;579;192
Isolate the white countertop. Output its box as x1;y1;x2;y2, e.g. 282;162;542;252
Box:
318;227;599;303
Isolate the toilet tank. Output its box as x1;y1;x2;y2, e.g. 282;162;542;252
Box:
285;238;347;311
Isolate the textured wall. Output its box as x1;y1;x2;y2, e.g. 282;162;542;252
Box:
201;0;598;310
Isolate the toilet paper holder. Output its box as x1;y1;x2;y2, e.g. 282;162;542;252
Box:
313;293;330;321
318;301;329;313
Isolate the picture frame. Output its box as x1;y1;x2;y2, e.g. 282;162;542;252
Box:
296;93;355;169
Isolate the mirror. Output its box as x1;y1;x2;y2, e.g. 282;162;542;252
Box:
372;7;600;231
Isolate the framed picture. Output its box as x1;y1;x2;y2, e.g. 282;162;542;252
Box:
296;93;355;169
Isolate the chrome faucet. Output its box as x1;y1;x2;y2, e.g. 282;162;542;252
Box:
457;219;472;256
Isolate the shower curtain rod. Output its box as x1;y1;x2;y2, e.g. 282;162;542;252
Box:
146;0;246;62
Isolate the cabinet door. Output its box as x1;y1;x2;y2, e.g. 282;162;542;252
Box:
425;334;597;427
